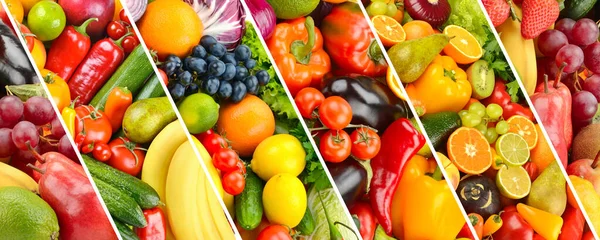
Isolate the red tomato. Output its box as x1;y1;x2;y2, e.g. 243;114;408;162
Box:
0;6;13;34
320;129;351;163
119;9;131;25
222;171;245;195
257;225;293;240
122;35;139;54
93;142;112;162
212;148;239;172
19;24;35;52
318;96;352;130
294;87;324;119
75;105;112;146
237;160;246;174
106;137;145;176
195;129;214;142
106;21;126;40
350;127;381;160
157;69;168;85
201;132;228;157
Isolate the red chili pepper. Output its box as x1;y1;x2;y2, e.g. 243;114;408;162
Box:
68;34;129;106
457;221;475;240
369;118;425;235
81;142;94;154
104;87;132;133
135;208;167;240
492;206;534;240
558;205;585;240
45;18;97;81
583;231;595;240
349;201;377;240
482;79;535;121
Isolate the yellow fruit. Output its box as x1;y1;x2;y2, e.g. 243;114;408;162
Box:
137;0;202;60
443;25;483;64
263;173;307;227
251;134;306;181
18;0;39;15
6;0;23;23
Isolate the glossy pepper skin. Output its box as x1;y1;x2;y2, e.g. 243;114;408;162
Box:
41;69;71;112
62;101;77;137
482;79;535;121
104;87;132;133
516;203;563;240
535;78;573;149
369;118;425;235
135;208;167;240
413;55;471;113
530;78;569;166
349;201;377;240
321;2;387;78
558;205;585;240
45;18;97;81
493;206;534;240
68;35;127;106
0;21;38;87
391;155;428;239
267;17;331;96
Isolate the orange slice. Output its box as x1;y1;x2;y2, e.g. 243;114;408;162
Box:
447;127;493;174
403;20;434;40
442;25;483;64
506;115;538;149
372;15;406;47
386;66;406;101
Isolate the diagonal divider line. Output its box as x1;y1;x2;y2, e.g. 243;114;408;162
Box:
0;0;123;239
353;1;481;239
118;2;243;239
237;0;363;238
476;0;600;238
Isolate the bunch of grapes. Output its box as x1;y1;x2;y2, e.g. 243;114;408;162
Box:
163;35;270;103
366;0;399;17
459;102;508;144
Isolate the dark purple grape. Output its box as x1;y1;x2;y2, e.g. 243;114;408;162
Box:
244;76;259;95
583;74;600;102
12;121;39;151
218;81;233;99
165;54;182;67
202;77;220;95
256;70;270;86
555;18;576;42
231;81;247;103
538;30;568;58
208;43;226;58
185;83;199;95
556;44;584;74
584;42;600;74
572;90;599;121
222;63;236;81
0;128;16;157
234;45;251;61
23;96;55;125
192;45;207;58
0;96;23;127
177;71;193;86
187;58;207;75
58;135;77;161
571;18;600;47
50;116;65;138
200;35;218;49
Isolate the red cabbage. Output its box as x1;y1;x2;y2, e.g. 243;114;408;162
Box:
184;0;246;50
245;0;276;40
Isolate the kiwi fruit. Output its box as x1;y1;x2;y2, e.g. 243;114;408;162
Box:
467;60;495;100
572;123;600;160
592;104;600;124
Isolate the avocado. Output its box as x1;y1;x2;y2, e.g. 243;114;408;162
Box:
420;111;462;153
561;0;598;20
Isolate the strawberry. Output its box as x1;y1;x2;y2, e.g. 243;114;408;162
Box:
521;0;559;39
482;0;510;27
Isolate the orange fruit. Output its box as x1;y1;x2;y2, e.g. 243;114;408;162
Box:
386;66;406;101
113;0;122;20
137;0;202;60
447;127;493;174
31;38;45;70
19;0;39;15
530;124;554;172
372;15;406;47
216;95;275;157
442;25;483;64
402;20;434;40
6;0;23;23
506;115;538;150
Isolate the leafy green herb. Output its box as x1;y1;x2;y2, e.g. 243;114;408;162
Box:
481;27;515;83
290;124;331;189
506;80;522;103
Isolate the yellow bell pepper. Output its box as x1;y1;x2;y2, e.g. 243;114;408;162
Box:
413;55;472;114
516;203;563;240
391;156;465;240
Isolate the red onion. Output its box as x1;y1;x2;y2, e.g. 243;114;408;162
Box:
245;0;276;40
404;0;451;28
125;0;147;22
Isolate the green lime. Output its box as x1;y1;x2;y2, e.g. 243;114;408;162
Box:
27;1;66;41
266;0;319;19
496;166;531;199
495;133;530;167
178;93;219;134
0;187;59;239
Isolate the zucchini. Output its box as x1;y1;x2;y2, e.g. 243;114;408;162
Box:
94;177;146;227
90;45;154;109
134;74;166;101
235;170;264;230
113;220;140;240
296;206;316;235
82;155;160;209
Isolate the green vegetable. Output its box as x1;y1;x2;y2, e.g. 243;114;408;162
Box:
113;220;140;240
481;27;515;83
307;187;356;239
419;112;461;154
235;170;264;230
374;225;396;240
134;74;166;101
444;0;489;45
296;205;316;235
94;177;146;228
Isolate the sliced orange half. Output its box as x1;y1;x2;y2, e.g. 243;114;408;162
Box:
507;115;538;149
386;66;407;101
372;15;406;47
443;25;483;64
447;127;493;174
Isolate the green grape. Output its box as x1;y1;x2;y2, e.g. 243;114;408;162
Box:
458;110;469;117
486;104;503;120
468;102;486;118
475;123;487;135
385;3;398;17
485;127;498;143
461;113;482;128
495;121;509;135
367;2;388;16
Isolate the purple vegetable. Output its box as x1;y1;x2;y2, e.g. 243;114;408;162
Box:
125;0;147;22
184;0;247;50
308;1;333;27
245;0;276;40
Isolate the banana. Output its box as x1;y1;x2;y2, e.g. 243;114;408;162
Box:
197;171;220;239
497;5;537;96
0;162;37;192
192;137;224;198
166;141;203;240
206;173;236;240
141;121;188;201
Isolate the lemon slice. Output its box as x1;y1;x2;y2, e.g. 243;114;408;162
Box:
495;133;530;167
496;166;531;199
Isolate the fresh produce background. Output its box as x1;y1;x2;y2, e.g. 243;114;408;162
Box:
0;7;118;239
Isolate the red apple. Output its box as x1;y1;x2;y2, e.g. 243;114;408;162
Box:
567;150;600;195
58;0;115;41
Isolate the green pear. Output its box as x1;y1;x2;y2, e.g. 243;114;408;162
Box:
387;34;450;83
123;97;177;144
526;161;567;216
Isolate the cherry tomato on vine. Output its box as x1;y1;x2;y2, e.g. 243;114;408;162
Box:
81;143;94;154
294;87;324;119
106;21;126;40
201;132;228;156
75;105;112;146
257;225;293;240
119;9;131;25
237;161;246;174
93;142;112;162
320;129;351;163
212;148;239;172
350;127;381;160
107;137;145;176
122;35;139;54
318;96;352;130
222;171;245;195
19;24;35;51
194;129;214;142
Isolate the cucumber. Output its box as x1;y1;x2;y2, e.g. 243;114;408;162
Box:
134;74;166;101
114;220;140;240
561;0;598;20
94;177;146;227
296;206;316;235
235;170;264;230
90;45;154;109
82;155;160;209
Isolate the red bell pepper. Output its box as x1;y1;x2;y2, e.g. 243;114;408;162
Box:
530;76;569;166
369;118;425;235
45;18;97;81
68;34;128;106
535;71;573;149
457;221;475;240
349;201;377;240
321;2;387;77
493;206;534;240
482;79;534;121
135;208;167;240
583;231;595;240
558;206;585;240
104;87;132;133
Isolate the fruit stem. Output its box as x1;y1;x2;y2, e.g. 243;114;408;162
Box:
432;166;443;181
574;72;583;92
113;32;133;49
367;39;385;64
290;17;316;65
592;151;600;169
554;63;566;88
543;75;549;94
74;18;98;38
42;71;55;84
27;142;45;163
507;0;519;22
27;163;45;174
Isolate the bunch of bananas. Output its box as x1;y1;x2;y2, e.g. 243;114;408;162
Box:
141;121;235;239
0;161;37;193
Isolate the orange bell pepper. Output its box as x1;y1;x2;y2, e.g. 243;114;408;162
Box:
266;17;331;96
41;69;71;112
516;203;563;240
